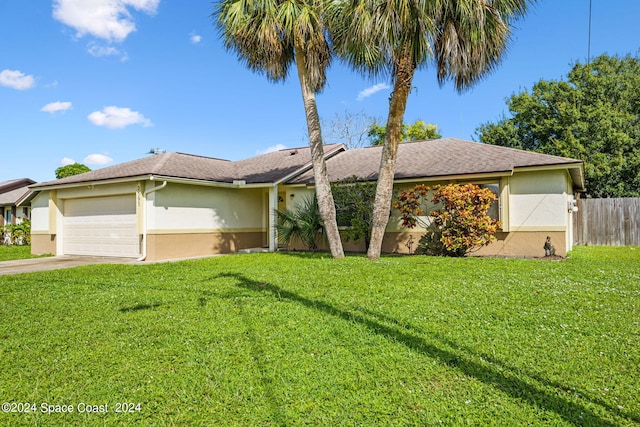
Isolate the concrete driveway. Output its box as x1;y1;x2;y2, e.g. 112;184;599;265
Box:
0;256;141;276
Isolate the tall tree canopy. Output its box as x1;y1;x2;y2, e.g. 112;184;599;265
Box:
55;163;91;179
215;0;344;257
328;0;531;259
322;110;378;149
368;120;442;146
476;54;640;197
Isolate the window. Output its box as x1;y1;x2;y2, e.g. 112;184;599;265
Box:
5;209;12;225
479;183;500;221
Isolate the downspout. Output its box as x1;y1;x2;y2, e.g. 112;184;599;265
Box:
137;179;167;261
269;183;278;252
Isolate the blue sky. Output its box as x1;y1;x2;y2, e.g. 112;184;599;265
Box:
1;1;639;182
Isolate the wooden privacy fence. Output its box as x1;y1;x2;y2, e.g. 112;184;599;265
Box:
574;198;640;246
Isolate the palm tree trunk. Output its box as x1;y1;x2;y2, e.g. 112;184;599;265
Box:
295;46;345;258
367;53;416;260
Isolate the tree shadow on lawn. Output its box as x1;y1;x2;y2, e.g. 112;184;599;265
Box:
219;272;629;426
356;307;640;425
119;303;162;312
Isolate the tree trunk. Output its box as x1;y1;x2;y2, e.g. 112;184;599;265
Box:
295;46;345;258
367;53;416;259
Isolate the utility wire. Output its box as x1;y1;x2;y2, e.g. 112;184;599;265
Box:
587;0;592;64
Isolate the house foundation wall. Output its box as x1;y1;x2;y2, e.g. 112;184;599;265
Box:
292;230;567;257
145;231;264;261
31;233;56;256
288;230;568;257
384;231;568;258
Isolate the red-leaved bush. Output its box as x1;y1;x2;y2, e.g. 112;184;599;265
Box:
393;183;501;256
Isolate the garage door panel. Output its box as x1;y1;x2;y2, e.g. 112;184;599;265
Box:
63;195;140;258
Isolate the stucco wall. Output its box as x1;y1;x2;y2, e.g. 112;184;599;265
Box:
384;230;567;257
56;182;139;200
31;234;56;255
142;184;268;259
146;231;263;261
285;187;314;211
30;191;58;256
30;191;50;233
148;184;265;233
508;170;568;230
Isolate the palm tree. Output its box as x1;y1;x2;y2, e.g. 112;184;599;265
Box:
328;0;531;259
215;0;345;258
276;195;325;251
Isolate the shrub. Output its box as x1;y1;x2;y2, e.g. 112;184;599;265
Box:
275;195;325;251
331;176;376;248
393;184;500;256
2;219;31;246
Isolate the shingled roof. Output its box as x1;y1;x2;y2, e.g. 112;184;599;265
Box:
29;139;584;191
287;138;585;189
0;178;36;206
30;144;346;189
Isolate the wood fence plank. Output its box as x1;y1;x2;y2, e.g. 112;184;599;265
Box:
574;198;640;246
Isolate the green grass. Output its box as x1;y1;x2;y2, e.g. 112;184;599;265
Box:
0;246;638;426
0;246;47;261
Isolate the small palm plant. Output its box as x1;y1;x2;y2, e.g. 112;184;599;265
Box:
276;195;325;251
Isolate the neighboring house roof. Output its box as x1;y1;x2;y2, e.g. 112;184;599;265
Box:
288;138;585;190
30;144;346;189
0;178;36;206
28;139;585;192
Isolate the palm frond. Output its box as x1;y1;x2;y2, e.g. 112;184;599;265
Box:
433;0;531;91
275;195;325;251
215;0;331;89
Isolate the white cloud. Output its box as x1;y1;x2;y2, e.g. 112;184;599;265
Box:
41;101;73;114
190;33;202;44
52;0;160;43
60;157;76;166
88;106;152;129
84;154;113;165
0;69;36;90
87;43;128;61
357;83;390;101
257;144;287;155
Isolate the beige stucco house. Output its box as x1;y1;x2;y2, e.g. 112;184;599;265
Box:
28;139;584;260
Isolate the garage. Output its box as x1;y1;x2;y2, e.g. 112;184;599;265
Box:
63;194;140;258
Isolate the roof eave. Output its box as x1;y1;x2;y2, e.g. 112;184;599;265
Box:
15;191;34;207
392;170;514;184
0;178;36;194
568;166;586;192
513;162;586;191
277;144;347;185
29;175;152;192
291;170;515;186
152;175;273;189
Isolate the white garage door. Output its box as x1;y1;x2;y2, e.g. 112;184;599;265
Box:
63;195;140;258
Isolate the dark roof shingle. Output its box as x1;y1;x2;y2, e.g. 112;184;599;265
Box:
30;145;345;189
0;178;36;205
287;138;584;187
29;139;584;191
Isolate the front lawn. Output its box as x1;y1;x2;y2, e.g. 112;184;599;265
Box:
0;246;40;261
0;246;638;426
